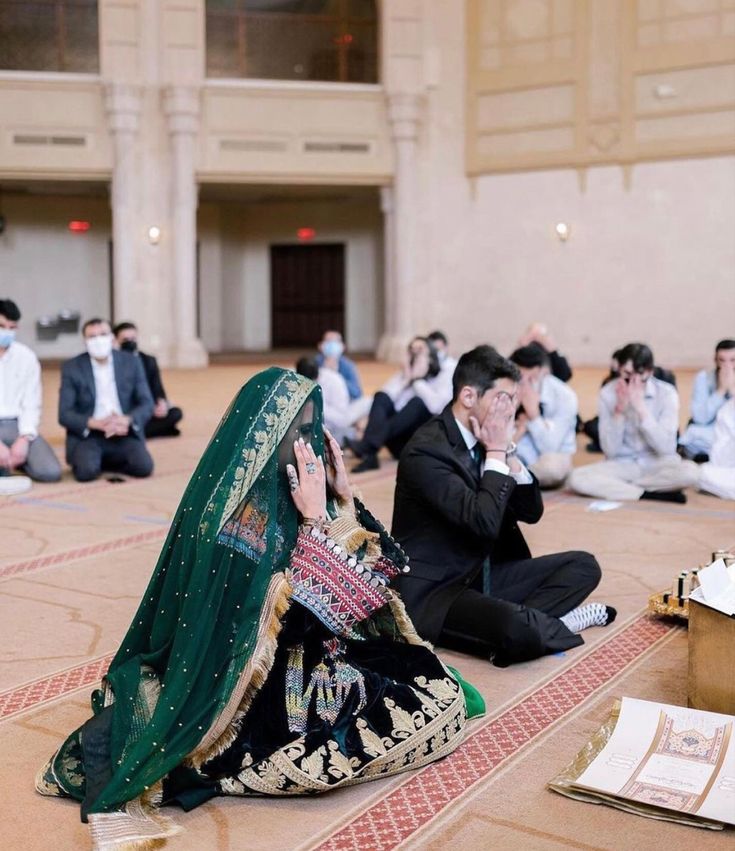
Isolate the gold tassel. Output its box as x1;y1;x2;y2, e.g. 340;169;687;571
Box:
385;590;433;648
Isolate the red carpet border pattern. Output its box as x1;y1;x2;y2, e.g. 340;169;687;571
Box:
0;529;168;582
0;654;114;721
317;614;678;851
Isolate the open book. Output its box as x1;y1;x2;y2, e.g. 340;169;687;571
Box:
548;697;735;829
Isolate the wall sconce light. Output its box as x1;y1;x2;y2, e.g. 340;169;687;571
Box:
555;222;571;242
148;225;161;245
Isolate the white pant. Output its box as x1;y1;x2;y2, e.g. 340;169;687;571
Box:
699;463;735;500
529;453;573;489
568;456;700;501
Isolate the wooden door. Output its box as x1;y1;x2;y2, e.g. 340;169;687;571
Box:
270;243;345;347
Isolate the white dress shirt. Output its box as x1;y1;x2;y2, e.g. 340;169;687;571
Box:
0;341;42;437
517;373;578;466
91;357;123;420
382;361;454;416
699;400;735;500
455;417;533;484
317;366;351;431
598;376;679;462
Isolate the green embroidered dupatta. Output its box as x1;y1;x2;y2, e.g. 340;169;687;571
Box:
87;368;324;815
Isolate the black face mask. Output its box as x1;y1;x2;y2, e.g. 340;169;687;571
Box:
120;340;138;353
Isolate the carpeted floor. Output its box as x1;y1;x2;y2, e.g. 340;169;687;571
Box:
0;362;733;850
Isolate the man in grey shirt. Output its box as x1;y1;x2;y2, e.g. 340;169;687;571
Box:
569;343;698;503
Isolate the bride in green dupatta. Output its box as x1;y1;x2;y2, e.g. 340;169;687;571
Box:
37;368;483;849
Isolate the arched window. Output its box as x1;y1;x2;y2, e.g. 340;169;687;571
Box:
0;0;99;73
206;0;378;84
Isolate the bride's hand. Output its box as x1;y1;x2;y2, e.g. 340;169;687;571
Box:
287;439;327;520
323;427;352;504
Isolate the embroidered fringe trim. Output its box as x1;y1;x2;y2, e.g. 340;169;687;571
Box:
385;590;433;649
185;571;293;769
88;800;182;850
327;511;381;563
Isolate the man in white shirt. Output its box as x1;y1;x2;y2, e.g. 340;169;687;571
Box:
699;399;735;500
510;344;578;488
349;336;453;472
569;343;699;503
295;357;353;445
58;319;154;482
0;299;61;482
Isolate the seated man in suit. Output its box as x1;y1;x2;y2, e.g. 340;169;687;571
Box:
59;318;154;482
113;322;183;438
392;345;614;667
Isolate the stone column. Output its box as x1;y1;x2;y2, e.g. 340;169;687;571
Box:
163;85;208;367
378;92;423;363
376;185;395;360
105;83;142;324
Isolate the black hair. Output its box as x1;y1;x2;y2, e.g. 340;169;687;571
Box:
510;343;550;370
295;356;319;381
0;299;21;322
427;330;448;347
410;336;441;379
82;317;111;335
452;345;520;401
616;342;654;372
113;321;137;336
715;339;735;353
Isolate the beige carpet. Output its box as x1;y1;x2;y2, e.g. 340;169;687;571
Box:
0;363;733;850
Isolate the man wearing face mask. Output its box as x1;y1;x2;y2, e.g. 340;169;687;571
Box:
315;330;363;402
0;298;62;484
392;346;612;668
510;344;578;489
113;322;183;438
58;318;154;482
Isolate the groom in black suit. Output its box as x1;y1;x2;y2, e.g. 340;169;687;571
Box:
392;345;613;667
59;318;154;482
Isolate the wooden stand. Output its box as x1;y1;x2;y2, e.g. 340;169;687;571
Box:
688;598;735;715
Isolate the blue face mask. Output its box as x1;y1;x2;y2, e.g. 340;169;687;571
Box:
322;340;344;360
0;329;15;349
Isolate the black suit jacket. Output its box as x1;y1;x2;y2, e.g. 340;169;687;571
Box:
139;351;167;402
58;351;154;459
391;405;544;642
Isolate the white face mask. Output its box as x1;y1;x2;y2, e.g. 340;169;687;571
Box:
86;334;113;360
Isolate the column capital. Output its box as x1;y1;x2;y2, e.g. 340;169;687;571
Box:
386;92;423;142
104;83;143;134
163;85;201;135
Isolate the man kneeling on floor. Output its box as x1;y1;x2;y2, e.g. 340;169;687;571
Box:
391;345;615;667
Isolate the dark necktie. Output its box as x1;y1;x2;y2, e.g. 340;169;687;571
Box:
471;443;492;594
471;443;484;479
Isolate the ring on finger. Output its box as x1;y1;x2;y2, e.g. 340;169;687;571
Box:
305;461;317;475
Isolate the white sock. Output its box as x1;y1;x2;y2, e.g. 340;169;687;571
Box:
560;603;616;633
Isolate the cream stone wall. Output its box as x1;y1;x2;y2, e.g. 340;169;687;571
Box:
197;197;383;353
408;1;735;367
0;0;732;368
1;193;112;359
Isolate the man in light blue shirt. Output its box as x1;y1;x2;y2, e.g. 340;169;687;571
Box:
679;339;735;461
511;345;578;488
